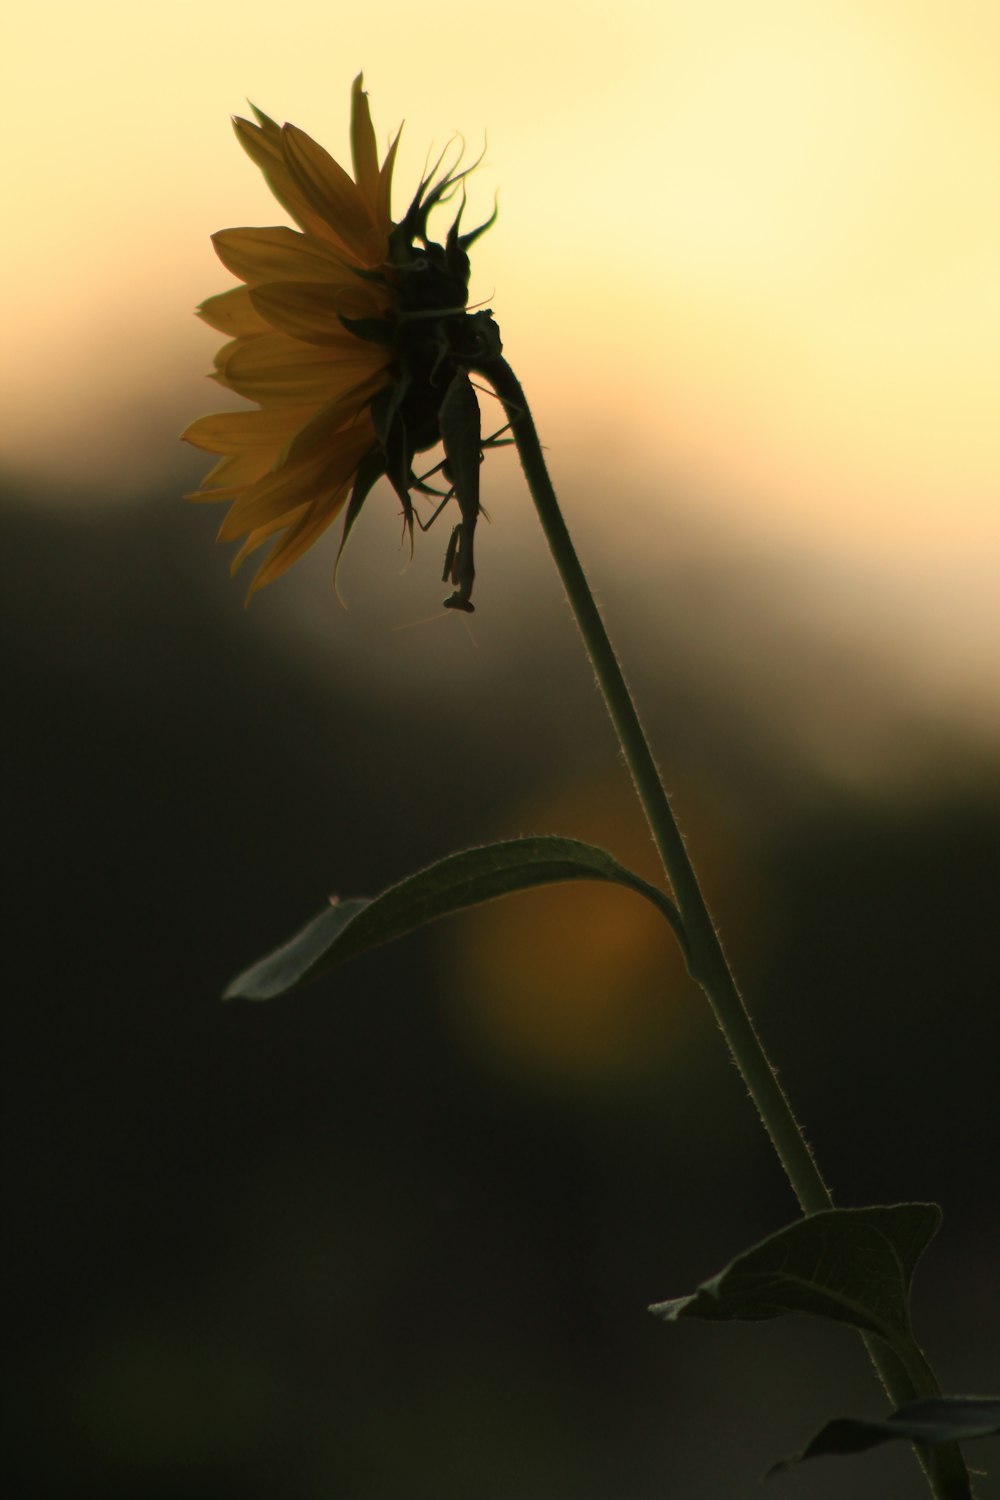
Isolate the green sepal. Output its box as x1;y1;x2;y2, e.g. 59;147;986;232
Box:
649;1204;941;1356
333;448;387;595
337;313;395;346
438;369;482;611
391;142;483;260
223;835;685;1001
344;263;389;287
370;380;417;538
767;1397;1000;1478
457;196;498;253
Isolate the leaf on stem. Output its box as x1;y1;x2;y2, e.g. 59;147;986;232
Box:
648;1204;941;1354
224;834;684;1000
767;1396;1000;1477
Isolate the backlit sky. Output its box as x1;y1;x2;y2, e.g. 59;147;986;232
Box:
4;0;999;733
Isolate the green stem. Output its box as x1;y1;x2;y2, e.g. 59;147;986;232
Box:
477;354;972;1500
480;355;827;1208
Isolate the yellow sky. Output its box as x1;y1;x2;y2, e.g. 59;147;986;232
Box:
3;0;998;571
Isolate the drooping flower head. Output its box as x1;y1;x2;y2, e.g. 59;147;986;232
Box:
183;75;499;608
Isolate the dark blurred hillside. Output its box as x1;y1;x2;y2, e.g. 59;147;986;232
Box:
3;479;998;1499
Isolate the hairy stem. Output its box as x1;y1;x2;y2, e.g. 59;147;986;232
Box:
479;355;827;1206
477;354;972;1500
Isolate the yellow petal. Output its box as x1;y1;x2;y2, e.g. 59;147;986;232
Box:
274;389;379;470
196;285;272;336
230;503;309;572
214;331;389;406
218;419;374;540
376;126;401;235
210;335;242;371
281;123;377;263
248;279;392;346
248;103;282;140
233;115;333;243
211;226;357;287
350;74;380;211
186;484;247;503
199;449;275;490
181;404;315;454
186;444;289;500
245;479;355;597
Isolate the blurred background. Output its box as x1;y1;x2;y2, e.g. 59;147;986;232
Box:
4;1;999;1495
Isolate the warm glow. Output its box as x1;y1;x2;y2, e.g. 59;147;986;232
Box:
5;1;996;514
444;774;768;1079
4;1;998;659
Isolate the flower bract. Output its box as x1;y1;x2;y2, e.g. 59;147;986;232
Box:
183;75;500;608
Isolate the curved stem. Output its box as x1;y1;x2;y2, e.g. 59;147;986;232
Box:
476;354;973;1500
479;354;828;1211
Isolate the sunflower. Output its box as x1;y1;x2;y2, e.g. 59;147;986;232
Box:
183;74;500;608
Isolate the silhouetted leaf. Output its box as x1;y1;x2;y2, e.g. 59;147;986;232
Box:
649;1204;941;1354
768;1396;1000;1477
225;835;683;1000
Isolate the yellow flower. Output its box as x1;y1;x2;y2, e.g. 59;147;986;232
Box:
183;74;499;607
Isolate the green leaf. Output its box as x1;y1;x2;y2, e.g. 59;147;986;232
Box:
224;835;684;1001
767;1397;1000;1477
648;1204;941;1354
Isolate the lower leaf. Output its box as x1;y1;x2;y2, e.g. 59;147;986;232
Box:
767;1396;1000;1477
648;1204;940;1357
